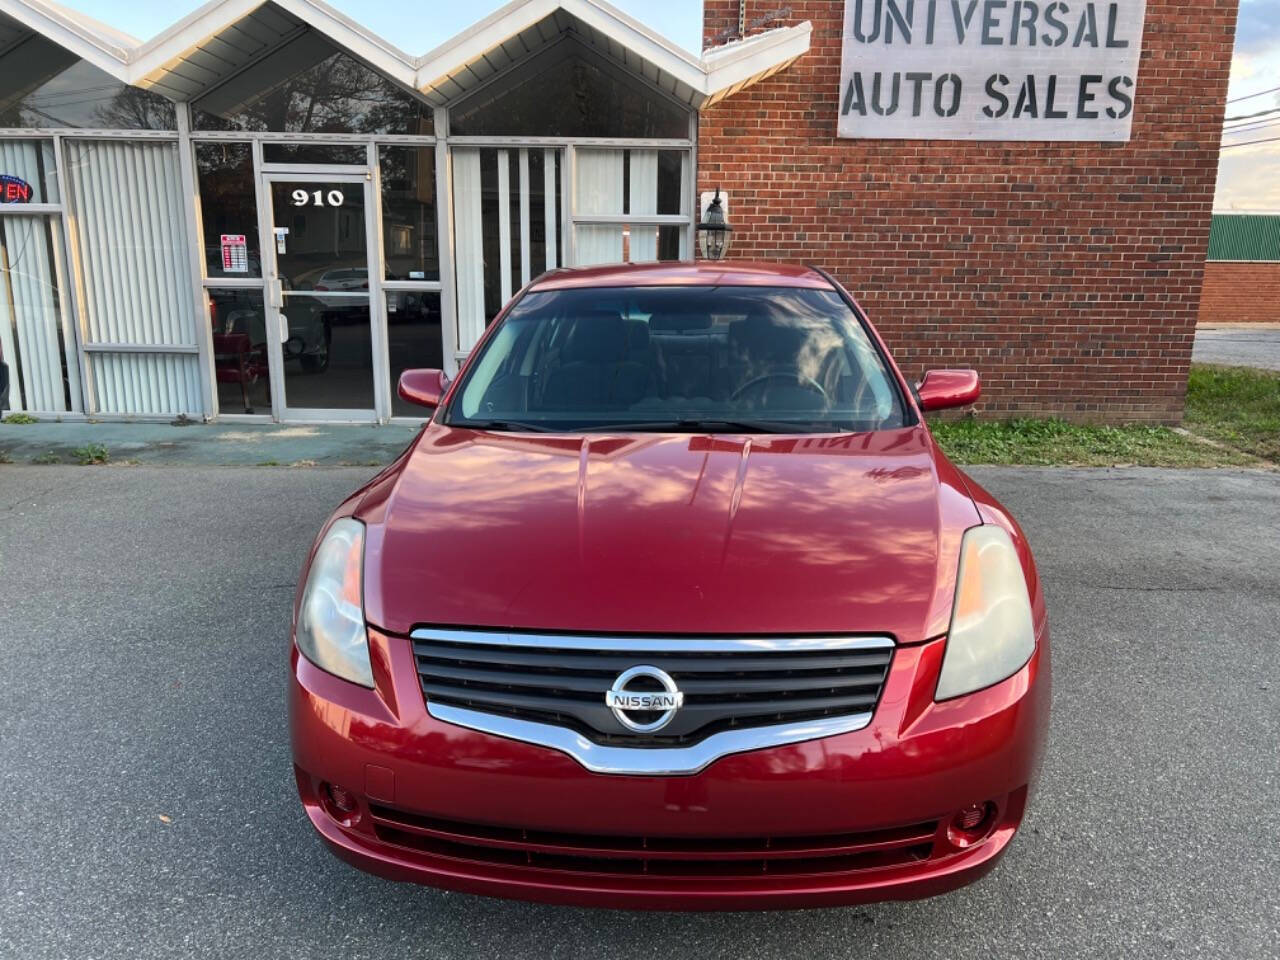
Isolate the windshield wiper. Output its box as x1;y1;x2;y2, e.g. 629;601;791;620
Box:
455;419;559;433
577;419;807;435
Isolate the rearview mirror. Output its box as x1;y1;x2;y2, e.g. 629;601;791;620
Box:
398;368;449;410
916;369;980;412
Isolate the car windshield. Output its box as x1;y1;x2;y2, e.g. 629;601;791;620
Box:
444;286;908;433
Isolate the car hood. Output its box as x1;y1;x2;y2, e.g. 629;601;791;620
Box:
358;424;980;642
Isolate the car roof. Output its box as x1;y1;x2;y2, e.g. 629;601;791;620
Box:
529;260;834;292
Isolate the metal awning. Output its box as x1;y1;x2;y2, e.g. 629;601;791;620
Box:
0;0;809;109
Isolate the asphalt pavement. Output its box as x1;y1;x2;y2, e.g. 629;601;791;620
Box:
1;465;1277;960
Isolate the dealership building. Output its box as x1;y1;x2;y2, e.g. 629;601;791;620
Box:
0;0;1235;424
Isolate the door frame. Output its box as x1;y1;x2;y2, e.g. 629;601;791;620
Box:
257;167;386;423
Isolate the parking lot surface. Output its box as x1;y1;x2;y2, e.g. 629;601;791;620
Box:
1;464;1277;959
1193;325;1280;371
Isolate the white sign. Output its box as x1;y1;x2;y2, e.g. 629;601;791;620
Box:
837;0;1146;141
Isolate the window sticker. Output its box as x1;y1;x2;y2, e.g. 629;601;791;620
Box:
220;234;248;273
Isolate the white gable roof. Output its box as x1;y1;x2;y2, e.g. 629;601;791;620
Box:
0;0;808;107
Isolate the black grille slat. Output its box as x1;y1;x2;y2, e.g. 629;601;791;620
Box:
414;642;891;675
369;803;939;878
414;632;894;747
678;671;887;696
416;663;610;695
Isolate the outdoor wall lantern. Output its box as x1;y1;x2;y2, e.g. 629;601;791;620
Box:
697;187;732;261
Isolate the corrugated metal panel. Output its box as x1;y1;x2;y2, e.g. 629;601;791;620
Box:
1208;215;1280;262
87;352;200;415
66;139;202;415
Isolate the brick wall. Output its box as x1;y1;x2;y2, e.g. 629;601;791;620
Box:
699;1;1238;423
1199;263;1280;324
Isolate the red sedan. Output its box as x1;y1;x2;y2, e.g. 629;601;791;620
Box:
289;261;1050;910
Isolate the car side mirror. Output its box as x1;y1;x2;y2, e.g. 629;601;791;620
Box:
398;368;449;410
916;369;981;412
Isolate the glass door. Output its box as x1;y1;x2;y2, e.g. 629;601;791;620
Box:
262;172;379;420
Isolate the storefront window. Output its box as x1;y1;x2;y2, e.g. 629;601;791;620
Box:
0;140;59;203
191;37;431;134
379;146;438;281
196;143;262;280
262;143;366;165
575;148;689;265
449;45;689;139
0;42;175;129
0;215;79;413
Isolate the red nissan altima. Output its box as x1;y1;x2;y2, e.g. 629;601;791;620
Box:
289;261;1050;910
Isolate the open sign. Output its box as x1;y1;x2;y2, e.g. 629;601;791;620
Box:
1;175;34;204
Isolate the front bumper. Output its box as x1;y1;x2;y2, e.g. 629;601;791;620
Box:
289;630;1050;910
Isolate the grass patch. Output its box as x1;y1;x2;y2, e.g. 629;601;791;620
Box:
72;443;110;465
31;451;60;464
3;412;37;424
933;363;1279;467
1185;365;1280;463
930;417;1253;467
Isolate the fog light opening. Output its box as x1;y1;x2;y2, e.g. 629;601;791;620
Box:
321;781;360;822
948;802;998;847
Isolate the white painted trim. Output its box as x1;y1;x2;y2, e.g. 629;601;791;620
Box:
447;136;692;148
433;108;459;378
544;148;558;270
701;24;812;108
518;148;531;287
0;204;62;215
497;148;512;305
572;213;688;226
175;102;219;419
81;342;201;354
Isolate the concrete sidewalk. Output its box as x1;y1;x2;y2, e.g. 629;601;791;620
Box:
0;419;421;467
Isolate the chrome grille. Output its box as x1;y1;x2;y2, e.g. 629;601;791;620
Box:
411;630;895;748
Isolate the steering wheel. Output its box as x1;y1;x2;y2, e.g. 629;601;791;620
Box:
731;369;829;406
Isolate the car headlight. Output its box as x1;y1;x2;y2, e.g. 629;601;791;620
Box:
295;517;373;688
935;526;1036;701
